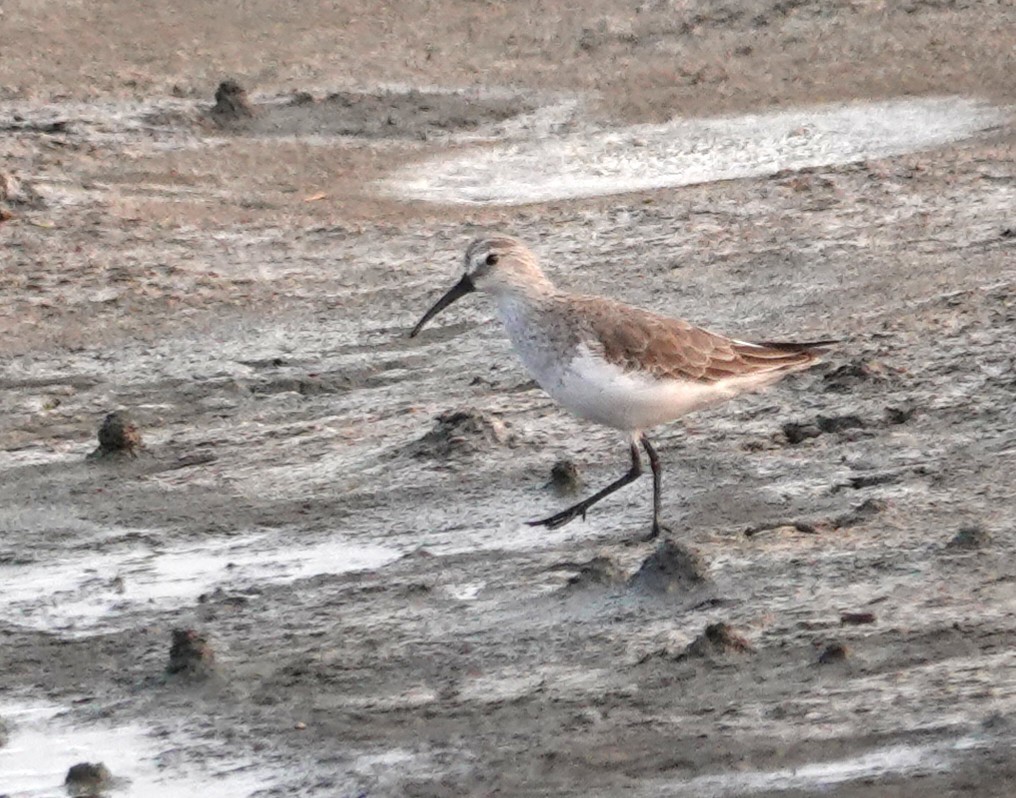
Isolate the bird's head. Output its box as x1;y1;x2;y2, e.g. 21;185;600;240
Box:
410;235;550;337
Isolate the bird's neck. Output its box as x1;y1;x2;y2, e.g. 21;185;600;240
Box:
492;278;568;336
492;271;558;303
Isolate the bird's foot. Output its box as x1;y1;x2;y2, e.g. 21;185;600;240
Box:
615;521;673;547
527;505;587;530
643;520;672;543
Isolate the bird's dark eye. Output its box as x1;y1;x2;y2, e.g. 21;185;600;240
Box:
485;253;499;266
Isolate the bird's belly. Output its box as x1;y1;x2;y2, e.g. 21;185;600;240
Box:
528;348;717;431
534;347;777;432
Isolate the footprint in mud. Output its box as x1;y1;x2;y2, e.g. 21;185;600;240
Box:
745;497;889;537
781;413;868;445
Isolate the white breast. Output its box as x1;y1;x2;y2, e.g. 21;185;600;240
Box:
494;293;574;389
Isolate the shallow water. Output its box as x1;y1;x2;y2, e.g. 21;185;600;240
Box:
0;703;269;798
1;531;400;633
384;96;1009;204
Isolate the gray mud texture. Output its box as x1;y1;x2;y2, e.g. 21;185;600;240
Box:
2;0;1016;796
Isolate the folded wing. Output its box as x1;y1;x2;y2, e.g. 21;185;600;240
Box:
573;297;832;384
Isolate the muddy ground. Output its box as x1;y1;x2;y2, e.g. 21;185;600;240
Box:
2;0;1016;796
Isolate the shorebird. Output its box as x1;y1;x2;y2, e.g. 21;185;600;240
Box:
410;235;834;540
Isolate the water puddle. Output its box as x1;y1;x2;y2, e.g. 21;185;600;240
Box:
383;96;1009;204
0;703;269;798
1;532;400;633
659;734;987;797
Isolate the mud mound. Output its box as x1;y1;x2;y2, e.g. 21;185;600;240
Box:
678;622;754;660
249;374;356;397
547;458;583;496
65;762;113;796
167;629;216;679
818;642;850;665
409;409;517;460
0;171;45;214
946;524;992;550
563;555;624;591
210;79;256;123
841;612;877;626
628;539;710;595
833;498;887;529
87;411;142;460
822;358;895;393
200;85;533;139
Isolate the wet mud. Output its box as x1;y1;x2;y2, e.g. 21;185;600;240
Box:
2;0;1016;795
197;81;535;140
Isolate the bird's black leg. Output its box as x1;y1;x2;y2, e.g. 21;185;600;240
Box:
528;442;642;530
640;434;665;540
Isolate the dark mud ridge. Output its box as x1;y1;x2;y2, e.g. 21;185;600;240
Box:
196;79;537;139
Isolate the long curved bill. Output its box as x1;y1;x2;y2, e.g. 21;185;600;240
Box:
409;274;475;337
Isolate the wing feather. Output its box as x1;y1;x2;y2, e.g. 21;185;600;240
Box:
568;297;826;384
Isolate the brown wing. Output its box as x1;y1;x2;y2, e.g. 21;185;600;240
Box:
569;297;827;384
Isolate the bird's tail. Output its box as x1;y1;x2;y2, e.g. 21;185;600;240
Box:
753;339;839;353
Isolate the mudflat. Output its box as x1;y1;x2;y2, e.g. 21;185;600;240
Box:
1;1;1015;795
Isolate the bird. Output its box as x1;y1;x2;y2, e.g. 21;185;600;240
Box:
410;235;834;540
